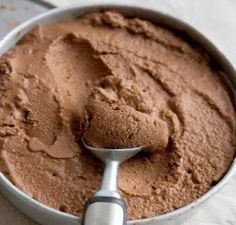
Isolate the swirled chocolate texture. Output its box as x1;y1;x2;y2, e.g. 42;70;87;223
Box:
0;11;235;219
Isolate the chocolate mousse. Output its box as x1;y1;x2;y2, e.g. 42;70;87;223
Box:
0;11;235;219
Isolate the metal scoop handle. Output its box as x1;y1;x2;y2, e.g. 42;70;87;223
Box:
81;138;142;225
82;160;126;225
82;196;126;225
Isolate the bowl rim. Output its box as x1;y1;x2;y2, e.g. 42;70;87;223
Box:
0;1;235;224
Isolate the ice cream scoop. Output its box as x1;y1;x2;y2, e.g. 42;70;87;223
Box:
81;138;142;225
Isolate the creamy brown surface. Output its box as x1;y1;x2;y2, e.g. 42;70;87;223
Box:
0;11;235;219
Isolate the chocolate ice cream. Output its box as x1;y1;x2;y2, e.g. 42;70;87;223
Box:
83;75;169;152
0;11;235;219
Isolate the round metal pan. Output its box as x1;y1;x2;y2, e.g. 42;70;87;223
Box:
0;1;235;225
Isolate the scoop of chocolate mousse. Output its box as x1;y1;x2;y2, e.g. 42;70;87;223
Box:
83;76;169;153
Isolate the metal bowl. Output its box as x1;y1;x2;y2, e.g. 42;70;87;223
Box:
0;1;235;225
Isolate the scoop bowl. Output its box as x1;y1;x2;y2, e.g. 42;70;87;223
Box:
81;138;142;163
